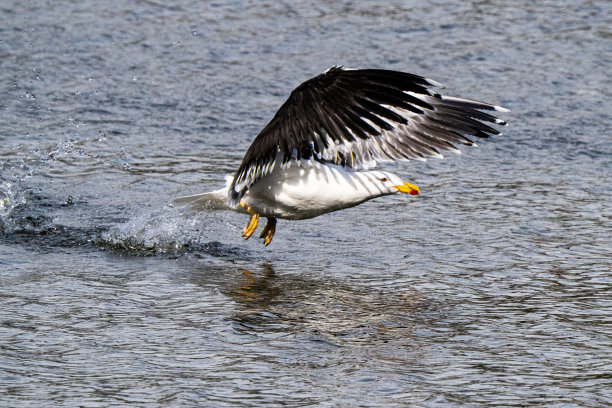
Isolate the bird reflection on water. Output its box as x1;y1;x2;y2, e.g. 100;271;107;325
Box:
188;262;440;348
230;263;279;304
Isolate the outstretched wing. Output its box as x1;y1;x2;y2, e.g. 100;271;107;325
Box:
229;66;508;205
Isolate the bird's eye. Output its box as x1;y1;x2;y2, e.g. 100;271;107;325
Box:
379;177;388;183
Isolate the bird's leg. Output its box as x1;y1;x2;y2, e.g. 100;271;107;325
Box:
240;201;259;239
259;218;277;246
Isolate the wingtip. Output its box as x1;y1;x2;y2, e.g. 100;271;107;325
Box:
424;77;446;89
493;105;511;113
495;118;508;125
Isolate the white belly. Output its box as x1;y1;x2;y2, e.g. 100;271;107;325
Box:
241;163;390;220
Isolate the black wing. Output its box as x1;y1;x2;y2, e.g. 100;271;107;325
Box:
229;66;508;205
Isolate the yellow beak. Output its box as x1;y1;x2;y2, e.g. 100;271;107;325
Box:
394;182;420;195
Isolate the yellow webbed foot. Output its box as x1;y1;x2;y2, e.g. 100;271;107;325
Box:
240;200;260;240
259;218;277;246
242;212;259;239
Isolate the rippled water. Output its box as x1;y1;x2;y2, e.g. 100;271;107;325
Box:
1;1;610;406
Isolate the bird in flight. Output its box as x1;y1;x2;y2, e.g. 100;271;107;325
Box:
175;66;509;246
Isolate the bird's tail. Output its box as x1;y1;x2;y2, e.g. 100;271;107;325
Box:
173;186;229;211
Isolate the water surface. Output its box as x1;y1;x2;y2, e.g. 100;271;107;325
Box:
1;1;610;406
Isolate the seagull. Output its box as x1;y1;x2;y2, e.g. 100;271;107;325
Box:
174;66;509;246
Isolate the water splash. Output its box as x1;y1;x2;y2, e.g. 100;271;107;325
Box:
0;140;73;232
0;137;123;234
0;181;21;218
101;205;240;256
0;172;27;233
1;137;241;256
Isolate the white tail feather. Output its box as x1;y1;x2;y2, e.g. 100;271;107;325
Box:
173;187;229;211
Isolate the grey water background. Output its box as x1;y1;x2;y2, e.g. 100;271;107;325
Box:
1;0;610;406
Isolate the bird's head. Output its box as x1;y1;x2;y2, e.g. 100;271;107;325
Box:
373;171;420;196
